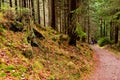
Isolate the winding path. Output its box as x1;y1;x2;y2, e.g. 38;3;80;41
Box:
88;45;120;80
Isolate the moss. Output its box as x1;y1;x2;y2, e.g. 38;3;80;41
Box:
50;75;55;80
0;73;7;77
5;65;15;71
17;65;27;74
22;47;33;59
51;37;57;42
0;12;94;79
32;61;44;72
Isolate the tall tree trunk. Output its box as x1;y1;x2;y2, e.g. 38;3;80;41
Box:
2;0;4;7
87;3;90;43
23;0;26;8
68;0;78;46
15;0;18;11
19;0;22;7
37;0;40;24
103;20;106;37
26;0;29;8
115;25;119;43
29;0;31;9
43;0;46;27
51;0;56;29
110;21;114;41
67;0;70;34
82;17;87;42
0;0;1;10
87;16;90;43
100;19;103;37
31;0;35;21
48;0;51;26
9;0;12;7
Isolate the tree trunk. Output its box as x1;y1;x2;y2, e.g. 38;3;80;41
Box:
48;0;51;26
68;0;77;46
87;15;90;43
2;0;4;7
100;19;103;37
31;0;35;21
15;0;18;11
115;25;119;43
82;17;87;42
37;0;40;24
110;21;114;41
103;20;106;37
22;0;26;8
29;0;31;8
0;0;1;10
51;0;56;29
9;0;12;7
43;0;46;27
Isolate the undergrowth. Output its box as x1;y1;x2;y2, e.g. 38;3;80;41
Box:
0;11;94;80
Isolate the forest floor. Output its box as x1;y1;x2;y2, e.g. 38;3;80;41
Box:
0;12;94;80
88;45;120;80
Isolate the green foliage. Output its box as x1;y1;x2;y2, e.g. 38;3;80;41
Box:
1;4;11;13
98;37;112;47
0;28;4;33
32;61;43;71
17;65;27;73
75;23;86;39
14;21;23;29
71;7;82;15
50;75;55;80
0;73;7;77
52;37;57;42
16;8;31;23
18;8;30;15
5;65;15;71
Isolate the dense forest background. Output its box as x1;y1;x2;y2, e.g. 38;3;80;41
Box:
0;0;119;80
0;0;119;46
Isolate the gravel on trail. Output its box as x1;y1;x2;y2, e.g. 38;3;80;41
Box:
88;45;120;80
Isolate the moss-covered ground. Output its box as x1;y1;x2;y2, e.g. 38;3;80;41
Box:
0;12;94;80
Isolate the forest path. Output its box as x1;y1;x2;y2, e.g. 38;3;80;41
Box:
88;45;120;80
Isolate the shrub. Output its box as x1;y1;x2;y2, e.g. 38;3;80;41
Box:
98;37;111;47
75;23;86;40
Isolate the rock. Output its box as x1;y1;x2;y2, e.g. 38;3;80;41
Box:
33;28;45;40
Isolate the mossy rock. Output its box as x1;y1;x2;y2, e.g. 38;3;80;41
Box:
22;47;33;59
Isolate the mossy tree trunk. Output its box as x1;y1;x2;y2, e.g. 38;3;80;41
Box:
68;0;78;46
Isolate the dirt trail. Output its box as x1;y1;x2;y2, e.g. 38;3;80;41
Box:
88;45;120;80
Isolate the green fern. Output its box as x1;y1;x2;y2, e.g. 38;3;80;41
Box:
75;23;86;38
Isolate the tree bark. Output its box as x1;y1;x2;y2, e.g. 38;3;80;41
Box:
100;19;103;37
68;0;77;46
15;0;18;11
2;0;4;7
31;0;35;21
103;20;106;37
37;0;41;24
51;0;56;29
110;21;114;41
43;0;46;27
0;0;1;10
9;0;12;7
115;25;119;43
